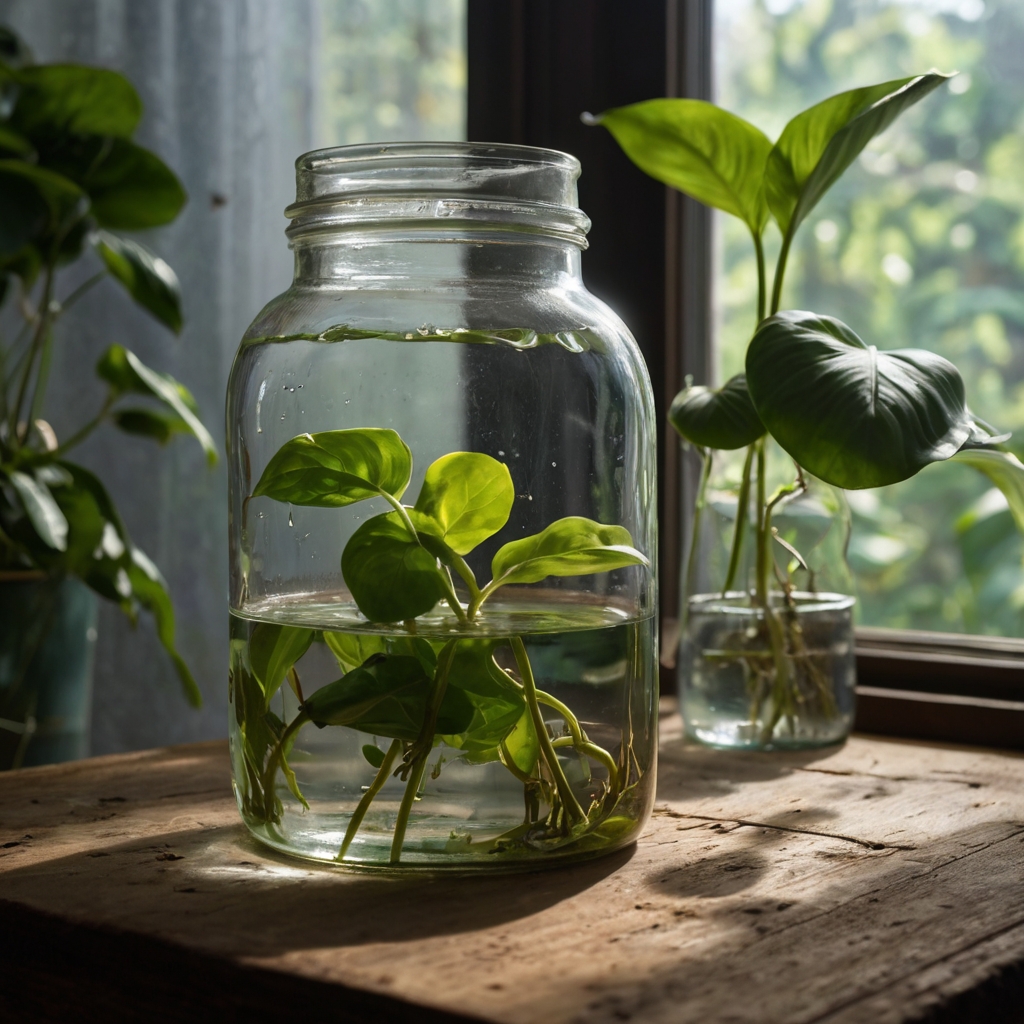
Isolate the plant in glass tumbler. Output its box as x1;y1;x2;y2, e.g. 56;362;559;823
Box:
231;427;649;865
0;26;215;728
588;73;1024;748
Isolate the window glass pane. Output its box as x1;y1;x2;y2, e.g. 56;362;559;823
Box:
715;0;1024;636
319;0;466;145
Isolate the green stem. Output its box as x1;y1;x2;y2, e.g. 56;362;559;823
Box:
499;740;536;784
337;737;402;861
755;439;768;607
723;444;755;596
261;710;309;821
510;636;586;824
390;756;427;864
536;689;587;744
9;266;55;445
449;552;483;612
552;736;619;792
683;448;713;622
59;270;107;313
770;229;795;316
50;393;116;457
753;230;767;326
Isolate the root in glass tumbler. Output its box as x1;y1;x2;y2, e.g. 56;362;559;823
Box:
225;143;658;869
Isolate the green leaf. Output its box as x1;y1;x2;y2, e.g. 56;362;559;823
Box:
950;449;1024;536
502;704;540;775
0;161;83;257
490;516;648;588
589;98;772;235
302;655;473;740
341;511;445;623
9;470;68;551
746;311;972;489
362;743;387;768
323;631;388;674
11;64;142;138
94;230;182;333
112;407;190;444
126;545;202;707
253;428;412;507
0;123;33;156
0;26;34;68
765;73;950;238
413;451;514;555
668;373;765;450
96;345;217;464
82;138;186;230
248;623;314;706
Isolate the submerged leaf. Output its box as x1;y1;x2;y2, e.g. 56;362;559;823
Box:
490;517;648;588
253;428;411;507
669;373;765;450
248;623;313;706
746;310;972;488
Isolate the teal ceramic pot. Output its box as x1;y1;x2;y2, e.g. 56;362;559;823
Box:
0;574;97;769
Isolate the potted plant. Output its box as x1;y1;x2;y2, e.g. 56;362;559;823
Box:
0;28;215;768
587;72;1024;749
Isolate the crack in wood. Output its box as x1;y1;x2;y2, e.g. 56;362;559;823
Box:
797;766;985;788
655;810;916;851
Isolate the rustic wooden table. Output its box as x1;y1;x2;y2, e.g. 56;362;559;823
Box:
2;706;1023;1023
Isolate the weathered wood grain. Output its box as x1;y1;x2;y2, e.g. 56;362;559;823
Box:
1;709;1023;1023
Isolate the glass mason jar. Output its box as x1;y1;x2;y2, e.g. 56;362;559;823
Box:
226;143;658;869
677;446;856;750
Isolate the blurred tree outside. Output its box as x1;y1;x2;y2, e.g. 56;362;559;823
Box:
715;0;1024;636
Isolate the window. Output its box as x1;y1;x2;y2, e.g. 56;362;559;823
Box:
715;0;1024;640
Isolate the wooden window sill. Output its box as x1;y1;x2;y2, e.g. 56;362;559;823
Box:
2;709;1023;1023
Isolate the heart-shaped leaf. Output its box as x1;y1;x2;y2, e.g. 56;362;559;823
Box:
0;160;83;256
248;623;313;706
11;64;142;138
341;511;445;623
413;451;514;555
766;73;950;238
588;98;772;235
252;428;411;507
746;311;972;488
94;230;182;333
669;373;765;450
490;516;648;588
82;139;186;230
302;655;473;739
96;345;217;464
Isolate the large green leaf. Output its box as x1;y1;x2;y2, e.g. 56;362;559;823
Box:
413;452;514;555
950;449;1024;536
766;74;949;238
490;516;648;588
96;344;217;464
253;428;412;507
0;161;83;256
82;139;186;230
669;373;765;450
746;311;972;489
94;230;182;333
11;64;142;138
323;631;388;675
8;469;68;551
248;624;313;706
589;98;772;235
111;407;191;444
341;511;445;623
302;655;473;739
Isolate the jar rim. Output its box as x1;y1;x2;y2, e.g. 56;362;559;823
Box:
285;141;591;248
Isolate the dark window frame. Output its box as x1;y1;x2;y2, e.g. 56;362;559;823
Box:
466;0;1024;750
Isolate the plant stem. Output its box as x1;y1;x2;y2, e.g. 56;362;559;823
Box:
723;443;755;595
261;710;309;821
449;552;483;612
337;737;402;861
754;439;768;606
536;689;587;744
9;265;55;445
390;756;426;864
770;229;794;316
59;270;107;313
682;448;713;625
50;392;116;457
753;230;767;326
510;635;586;824
552;736;619;792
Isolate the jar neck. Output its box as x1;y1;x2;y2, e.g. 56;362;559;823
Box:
292;237;583;289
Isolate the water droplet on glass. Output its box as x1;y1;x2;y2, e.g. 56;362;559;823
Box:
280;414;286;420
551;461;557;467
344;399;350;405
257;511;265;519
527;495;533;501
498;450;505;456
288;510;294;527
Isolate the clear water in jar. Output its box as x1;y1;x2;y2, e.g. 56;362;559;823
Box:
229;597;656;869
